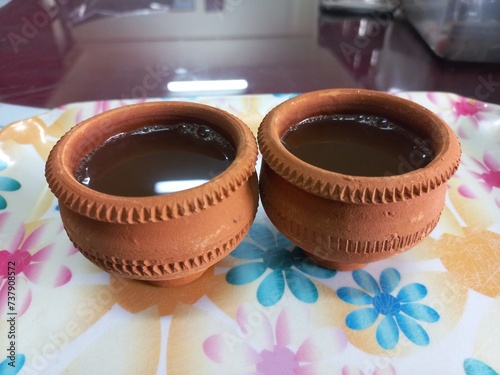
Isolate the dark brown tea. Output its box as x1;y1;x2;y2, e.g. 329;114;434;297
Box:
281;115;434;177
75;123;235;196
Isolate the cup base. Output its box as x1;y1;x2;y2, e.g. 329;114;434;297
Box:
145;270;206;287
304;252;366;271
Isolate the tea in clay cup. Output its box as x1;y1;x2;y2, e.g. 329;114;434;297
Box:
257;89;461;271
46;101;259;286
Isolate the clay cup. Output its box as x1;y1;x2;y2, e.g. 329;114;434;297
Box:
46;101;259;286
257;89;461;271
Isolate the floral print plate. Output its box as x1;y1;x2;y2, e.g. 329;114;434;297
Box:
0;93;499;375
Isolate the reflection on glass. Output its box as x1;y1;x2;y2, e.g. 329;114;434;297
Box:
154;179;210;194
167;79;248;92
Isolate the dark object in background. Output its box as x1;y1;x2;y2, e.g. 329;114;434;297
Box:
402;0;500;62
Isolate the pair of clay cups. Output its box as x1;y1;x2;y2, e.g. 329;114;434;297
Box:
45;89;461;286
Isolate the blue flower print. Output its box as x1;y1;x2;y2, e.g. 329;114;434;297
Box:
226;222;336;306
0;354;25;374
337;268;439;350
0;160;21;210
464;359;499;375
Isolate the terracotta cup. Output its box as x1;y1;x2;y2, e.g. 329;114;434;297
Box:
258;89;461;271
46;101;259;286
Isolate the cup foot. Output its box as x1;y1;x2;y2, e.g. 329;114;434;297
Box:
145;270;205;287
304;252;366;271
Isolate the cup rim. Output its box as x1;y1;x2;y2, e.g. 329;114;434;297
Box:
45;101;258;223
257;89;462;204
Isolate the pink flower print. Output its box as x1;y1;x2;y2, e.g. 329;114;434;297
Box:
0;212;77;315
452;97;489;122
203;304;348;374
67;99;148;124
458;151;500;208
427;93;490;124
426;93;491;138
73;100;115;124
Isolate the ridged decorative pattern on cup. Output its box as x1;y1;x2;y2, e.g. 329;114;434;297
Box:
263;195;441;255
257;90;462;204
45;102;258;224
258;138;460;204
46;151;257;224
71;220;252;279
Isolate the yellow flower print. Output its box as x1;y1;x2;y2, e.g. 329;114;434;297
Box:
0;109;78;160
436;228;499;297
109;267;218;316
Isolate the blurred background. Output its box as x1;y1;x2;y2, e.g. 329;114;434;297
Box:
0;0;499;108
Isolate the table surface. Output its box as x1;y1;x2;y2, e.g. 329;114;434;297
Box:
0;92;499;374
1;0;500;109
0;2;499;374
